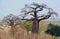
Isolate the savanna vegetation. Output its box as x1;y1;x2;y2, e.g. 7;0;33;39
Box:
0;2;59;39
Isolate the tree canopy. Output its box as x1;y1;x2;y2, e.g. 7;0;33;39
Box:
21;20;32;34
3;14;21;26
20;2;58;34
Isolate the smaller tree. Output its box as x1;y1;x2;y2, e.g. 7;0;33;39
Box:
3;14;21;36
3;14;21;26
21;20;32;34
45;23;60;39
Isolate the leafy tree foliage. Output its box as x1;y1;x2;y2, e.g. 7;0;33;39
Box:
45;23;60;37
22;20;32;34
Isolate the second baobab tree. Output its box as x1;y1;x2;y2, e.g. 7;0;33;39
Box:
3;14;21;36
20;3;58;34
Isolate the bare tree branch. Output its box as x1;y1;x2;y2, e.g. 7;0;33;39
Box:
30;14;35;17
38;14;51;21
28;7;36;9
36;8;43;12
3;14;21;26
21;9;34;15
31;2;49;9
37;15;45;18
38;8;58;21
25;11;34;15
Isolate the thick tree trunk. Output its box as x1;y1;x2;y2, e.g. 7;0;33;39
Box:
32;19;39;34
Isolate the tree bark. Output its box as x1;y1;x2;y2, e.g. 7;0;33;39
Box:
11;25;15;36
32;19;39;34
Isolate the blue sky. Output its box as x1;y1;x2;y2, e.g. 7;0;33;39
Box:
0;0;60;19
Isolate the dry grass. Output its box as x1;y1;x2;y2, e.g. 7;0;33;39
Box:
14;33;53;39
0;29;11;39
0;25;53;39
12;25;53;39
0;21;60;39
0;28;54;39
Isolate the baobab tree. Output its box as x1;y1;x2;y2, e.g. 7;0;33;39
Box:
3;14;21;36
20;3;58;34
3;14;21;26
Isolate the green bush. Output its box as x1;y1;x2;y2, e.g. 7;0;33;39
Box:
45;23;60;37
21;20;32;34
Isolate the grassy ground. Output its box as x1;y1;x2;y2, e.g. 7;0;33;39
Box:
0;21;60;39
